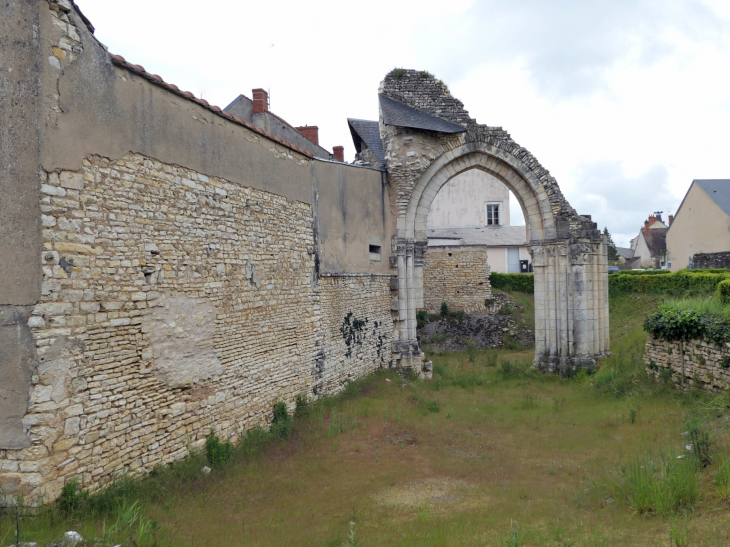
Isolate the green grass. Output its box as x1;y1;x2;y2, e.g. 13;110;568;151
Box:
3;293;730;546
663;296;730;319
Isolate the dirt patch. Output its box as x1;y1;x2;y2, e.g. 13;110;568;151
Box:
373;478;481;511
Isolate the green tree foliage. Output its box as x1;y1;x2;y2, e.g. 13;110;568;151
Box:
604;227;619;262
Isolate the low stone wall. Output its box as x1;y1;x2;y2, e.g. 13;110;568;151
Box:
423;246;491;314
693;252;730;270
644;335;730;391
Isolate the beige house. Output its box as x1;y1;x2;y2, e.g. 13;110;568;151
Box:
427;226;530;273
667;180;730;271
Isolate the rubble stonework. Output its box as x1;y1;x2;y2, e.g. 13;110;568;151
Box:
423;247;491;314
693;252;730;270
379;70;609;372
645;335;730;392
0;153;391;504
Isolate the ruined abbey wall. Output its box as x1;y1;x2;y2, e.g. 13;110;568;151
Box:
423;247;492;314
0;1;395;503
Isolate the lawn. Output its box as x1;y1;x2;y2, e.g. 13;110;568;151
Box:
3;294;730;546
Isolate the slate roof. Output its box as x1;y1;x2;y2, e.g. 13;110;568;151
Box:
427;226;527;247
616;247;634;260
696;180;730;217
347;119;385;165
379;94;467;134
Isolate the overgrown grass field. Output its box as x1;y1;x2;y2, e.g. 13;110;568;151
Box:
3;294;730;546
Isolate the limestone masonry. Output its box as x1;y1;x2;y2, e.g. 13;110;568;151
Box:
645;335;730;392
0;0;607;503
423;247;491;314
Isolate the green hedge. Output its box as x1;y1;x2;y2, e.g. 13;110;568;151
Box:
489;273;534;294
717;280;730;304
609;269;730;296
644;305;730;345
612;269;673;276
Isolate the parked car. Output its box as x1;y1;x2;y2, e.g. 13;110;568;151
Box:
607;266;620;274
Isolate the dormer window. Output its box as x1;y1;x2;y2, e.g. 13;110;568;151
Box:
486;203;500;226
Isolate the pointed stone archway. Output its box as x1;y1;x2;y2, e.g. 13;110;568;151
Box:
379;70;609;374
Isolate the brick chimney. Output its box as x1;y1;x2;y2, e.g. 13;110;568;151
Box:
296;125;319;145
644;220;650;236
333;146;344;162
252;88;268;114
669;214;674;226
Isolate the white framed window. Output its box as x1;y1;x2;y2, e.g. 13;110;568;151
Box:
486;203;500;226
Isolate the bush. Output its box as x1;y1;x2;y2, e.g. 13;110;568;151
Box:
440;302;450;317
644;304;730;345
717;279;730;304
57;477;89;517
205;429;232;467
610;269;730;297
271;401;292;439
489;273;534;293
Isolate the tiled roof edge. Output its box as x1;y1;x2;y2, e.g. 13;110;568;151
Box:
109;54;314;159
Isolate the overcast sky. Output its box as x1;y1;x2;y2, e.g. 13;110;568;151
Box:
78;0;730;247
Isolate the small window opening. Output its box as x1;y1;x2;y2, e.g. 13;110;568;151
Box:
448;252;452;257
486;203;500;226
369;245;382;261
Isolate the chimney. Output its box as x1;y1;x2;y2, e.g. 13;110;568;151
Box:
644;220;650;236
333;146;344;162
252;88;268;114
296;125;319;145
669;214;674;226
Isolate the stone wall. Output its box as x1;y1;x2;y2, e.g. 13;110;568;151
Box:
644;335;730;392
423;246;491;314
693;252;730;270
0;152;392;504
317;275;393;395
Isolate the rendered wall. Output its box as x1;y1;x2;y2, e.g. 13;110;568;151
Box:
422;246;492;314
645;335;730;392
427;170;510;228
0;0;395;503
668;185;730;271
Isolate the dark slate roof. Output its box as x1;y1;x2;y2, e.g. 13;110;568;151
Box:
696;180;730;217
347;119;385;165
427;226;527;247
644;228;668;257
379;94;467;134
616;247;634;260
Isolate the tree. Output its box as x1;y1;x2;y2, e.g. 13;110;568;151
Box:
603;227;619;262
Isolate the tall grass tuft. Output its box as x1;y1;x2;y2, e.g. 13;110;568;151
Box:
713;455;730;501
613;453;699;515
663;296;730;319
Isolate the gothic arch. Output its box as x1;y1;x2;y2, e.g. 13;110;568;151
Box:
380;70;609;374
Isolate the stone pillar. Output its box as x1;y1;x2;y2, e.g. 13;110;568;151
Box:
406;241;416;340
530;245;547;361
414;240;426;310
601;237;610;354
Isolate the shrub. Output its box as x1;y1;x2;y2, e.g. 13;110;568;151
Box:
390;68;405;78
295;394;308;418
611;269;730;296
717;279;730;304
271;401;292;439
498;304;513;315
489;273;534;293
440;302;450;317
643;306;705;342
205;429;232;467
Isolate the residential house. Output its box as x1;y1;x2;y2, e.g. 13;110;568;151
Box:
633;213;670;268
667;180;730;271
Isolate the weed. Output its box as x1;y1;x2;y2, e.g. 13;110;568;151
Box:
440;302;450;317
425;399;441;413
295;394;308;418
629;409;638;424
669;519;689;547
713;454;730;501
612;452;699;515
205;429;232;467
687;422;712;467
345;520;358;546
271;401;292;439
498;304;513;315
418;70;433;79
484;351;499;367
428;332;448;344
521;394;536;409
391;68;405;78
504;520;522;547
467;342;477;363
57;477;88;517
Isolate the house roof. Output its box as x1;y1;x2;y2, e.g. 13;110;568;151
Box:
427;226;527;247
379;94;467;134
616;247;634;259
696;180;730;217
347;119;385;165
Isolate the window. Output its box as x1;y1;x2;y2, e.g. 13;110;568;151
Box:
369;245;381;261
486;203;500;226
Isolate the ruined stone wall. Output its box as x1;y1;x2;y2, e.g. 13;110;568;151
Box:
0;152;394;504
317;275;393;395
423;247;491;314
693;252;730;270
644;335;730;392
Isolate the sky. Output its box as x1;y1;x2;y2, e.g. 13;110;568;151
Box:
78;0;730;247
